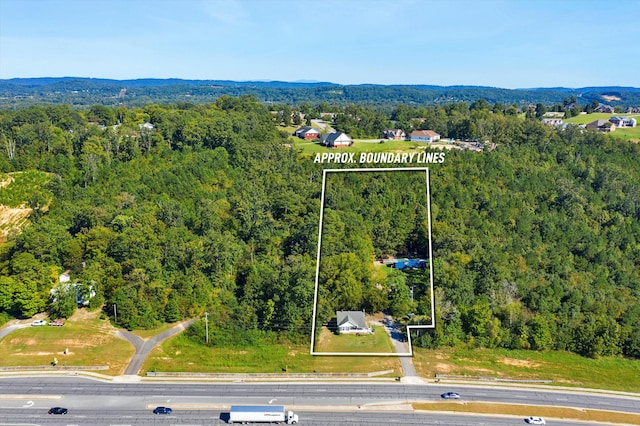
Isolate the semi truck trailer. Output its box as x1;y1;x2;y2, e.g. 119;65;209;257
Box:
228;405;298;424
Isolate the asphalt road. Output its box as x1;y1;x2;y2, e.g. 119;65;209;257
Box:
0;377;638;425
0;407;608;426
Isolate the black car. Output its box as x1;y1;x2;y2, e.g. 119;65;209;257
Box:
153;406;172;414
48;407;68;414
441;391;461;399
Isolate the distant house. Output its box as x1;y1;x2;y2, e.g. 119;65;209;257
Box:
586;119;616;132
321;132;352;147
336;311;371;334
382;129;406;140
293;126;320;140
594;104;615;114
541;118;564;126
410;130;441;143
139;122;155;131
609;116;636;128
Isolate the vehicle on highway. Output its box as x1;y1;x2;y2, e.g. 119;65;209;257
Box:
441;391;461;399
525;416;546;424
49;319;65;326
48;407;68;414
229;405;298;424
153;406;172;414
31;319;47;326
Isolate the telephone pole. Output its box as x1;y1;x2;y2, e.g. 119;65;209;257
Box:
205;312;209;344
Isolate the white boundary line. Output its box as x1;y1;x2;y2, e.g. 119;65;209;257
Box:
310;167;435;357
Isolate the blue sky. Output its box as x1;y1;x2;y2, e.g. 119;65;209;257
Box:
1;0;638;88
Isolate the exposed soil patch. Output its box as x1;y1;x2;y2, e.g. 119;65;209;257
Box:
500;357;541;368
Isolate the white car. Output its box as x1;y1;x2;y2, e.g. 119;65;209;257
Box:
31;319;47;326
525;417;546;425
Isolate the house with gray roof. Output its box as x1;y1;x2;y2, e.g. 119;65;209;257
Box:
321;132;352;147
336;310;371;334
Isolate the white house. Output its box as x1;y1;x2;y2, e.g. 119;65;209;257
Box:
336;311;372;334
609;116;637;128
321;132;352;148
541;118;564;126
410;130;441;143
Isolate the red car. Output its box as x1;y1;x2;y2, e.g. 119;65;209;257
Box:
49;319;65;326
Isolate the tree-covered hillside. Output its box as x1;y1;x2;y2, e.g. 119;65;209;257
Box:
0;98;638;359
2;77;639;109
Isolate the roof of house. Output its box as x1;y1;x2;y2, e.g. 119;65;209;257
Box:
336;311;367;329
295;126;319;134
410;130;440;137
587;119;610;127
322;132;351;143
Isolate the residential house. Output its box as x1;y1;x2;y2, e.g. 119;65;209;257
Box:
382;129;406;140
293;126;320;140
541;118;564;126
410;130;441;143
594;104;615;114
138;122;155;131
586;119;616;132
609;116;637;128
321;132;352;147
336;310;371;334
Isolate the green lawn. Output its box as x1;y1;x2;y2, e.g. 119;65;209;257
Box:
314;325;396;354
142;332;402;375
0;312;133;375
413;346;640;392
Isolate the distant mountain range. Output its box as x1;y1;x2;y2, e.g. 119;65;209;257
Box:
1;77;639;108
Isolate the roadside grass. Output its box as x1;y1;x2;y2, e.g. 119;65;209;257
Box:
0;310;133;375
413;346;640;393
130;321;181;339
413;402;640;425
141;333;402;376
314;325;395;354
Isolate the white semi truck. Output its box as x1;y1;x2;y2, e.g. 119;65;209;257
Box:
228;405;298;424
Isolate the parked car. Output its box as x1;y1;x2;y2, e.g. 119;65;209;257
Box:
31;319;47;326
49;319;65;326
153;406;172;414
48;407;68;414
441;392;461;399
525;417;546;425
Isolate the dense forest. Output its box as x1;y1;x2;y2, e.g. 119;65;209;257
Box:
2;77;640;109
0;96;639;360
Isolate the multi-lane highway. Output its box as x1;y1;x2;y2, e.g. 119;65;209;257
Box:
0;377;638;425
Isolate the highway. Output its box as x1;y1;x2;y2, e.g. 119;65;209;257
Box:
0;377;638;425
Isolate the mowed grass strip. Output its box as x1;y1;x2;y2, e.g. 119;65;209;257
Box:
413;347;640;393
413;402;640;425
0;310;133;375
142;333;401;376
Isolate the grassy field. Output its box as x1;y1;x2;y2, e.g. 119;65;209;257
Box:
413;346;640;393
142;332;402;376
2;308;639;392
414;402;640;425
0;310;134;375
314;325;396;354
563;113;640;140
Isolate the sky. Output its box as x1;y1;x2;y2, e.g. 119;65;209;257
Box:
0;0;639;89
